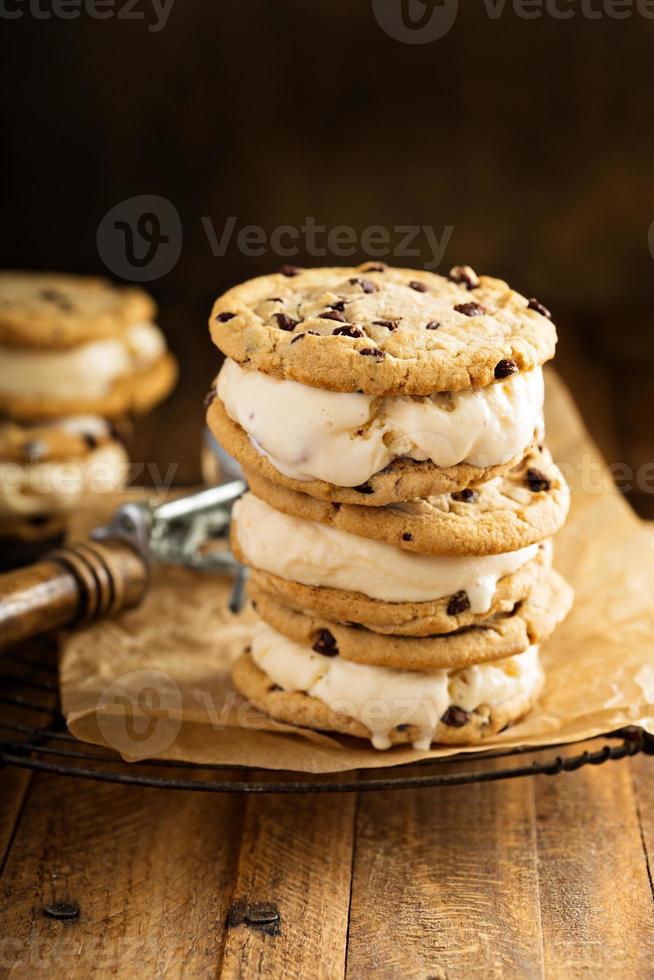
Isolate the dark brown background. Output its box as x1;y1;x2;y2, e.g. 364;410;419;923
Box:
2;1;653;512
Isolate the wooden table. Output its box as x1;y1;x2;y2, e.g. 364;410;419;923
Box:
1;355;654;978
1;748;653;977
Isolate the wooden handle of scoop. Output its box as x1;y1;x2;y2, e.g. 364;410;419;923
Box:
0;539;149;650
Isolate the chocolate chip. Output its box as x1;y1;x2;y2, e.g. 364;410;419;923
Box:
451;488;478;503
274;313;300;331
203;388;217;410
267;297;283;302
494;359;519;380
216;312;235;322
330;300;346;312
372;319;397;330
333;325;365;338
447;591;470;616
395;723;410;732
312;628;339;657
279;264;301;277
362;262;387;272
425;321;440;330
40;289;73;311
359;347;385;359
448;265;480;290
526;467;551;492
83;432;98;450
108;421;128;446
527;297;552;319
24;440;46;463
401;532;413;541
27;514;49;527
290;333;305;344
354;482;374;494
349;277;378;294
454;302;486;317
409;281;427;292
319;310;347;322
441;706;470;728
271;684;282;692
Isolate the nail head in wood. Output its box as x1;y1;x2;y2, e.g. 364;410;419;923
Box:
43;902;80;921
228;899;280;935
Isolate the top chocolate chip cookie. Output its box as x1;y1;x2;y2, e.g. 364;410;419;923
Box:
209;263;557;395
0;271;156;349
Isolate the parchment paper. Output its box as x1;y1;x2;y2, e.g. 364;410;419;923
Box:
61;371;654;772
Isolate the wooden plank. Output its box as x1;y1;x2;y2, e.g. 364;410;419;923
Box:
0;773;244;977
0;769;32;870
346;769;544;979
0;640;59;871
630;754;654;900
535;759;654;978
220;790;356;980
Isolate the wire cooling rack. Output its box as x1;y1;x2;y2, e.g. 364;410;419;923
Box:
1;639;652;794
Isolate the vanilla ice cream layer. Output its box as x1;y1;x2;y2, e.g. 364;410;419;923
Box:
217;358;544;487
0;322;166;400
0;442;129;518
234;493;538;611
251;621;543;750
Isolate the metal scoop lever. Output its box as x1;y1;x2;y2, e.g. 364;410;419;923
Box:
92;479;246;570
0;480;246;650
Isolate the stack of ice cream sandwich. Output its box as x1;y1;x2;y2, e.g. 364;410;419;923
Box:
207;263;573;750
0;272;176;569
